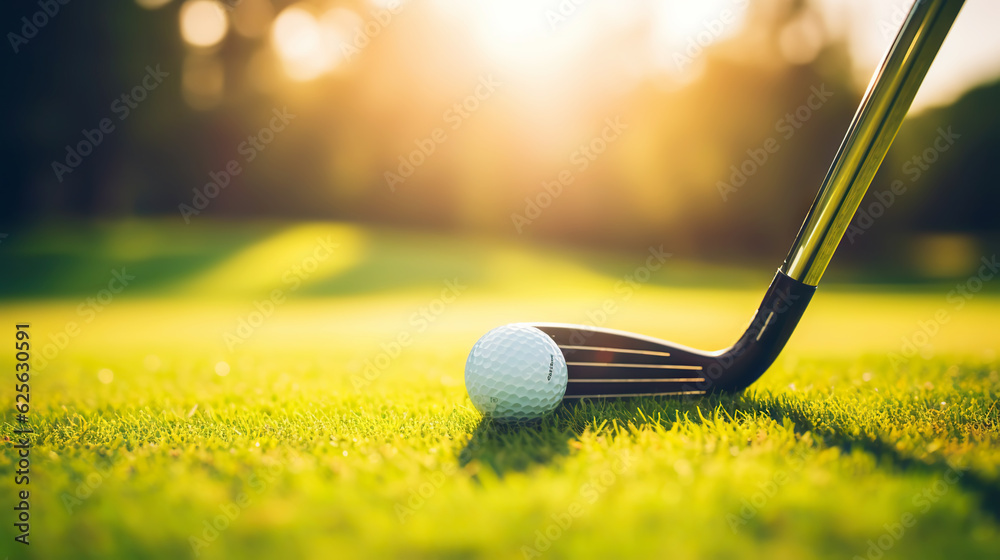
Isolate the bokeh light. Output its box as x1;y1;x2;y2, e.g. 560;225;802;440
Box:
268;4;357;81
97;368;115;384
144;354;162;372
180;0;229;48
135;0;172;9
272;6;322;60
272;5;330;80
779;13;825;65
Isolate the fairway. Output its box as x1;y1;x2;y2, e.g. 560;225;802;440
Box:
1;221;998;559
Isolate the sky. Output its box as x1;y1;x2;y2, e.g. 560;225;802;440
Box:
818;0;1000;113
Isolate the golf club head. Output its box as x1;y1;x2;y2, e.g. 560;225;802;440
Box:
530;271;815;399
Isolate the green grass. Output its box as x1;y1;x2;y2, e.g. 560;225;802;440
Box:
1;221;998;559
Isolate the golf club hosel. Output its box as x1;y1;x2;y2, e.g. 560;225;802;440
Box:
705;270;815;392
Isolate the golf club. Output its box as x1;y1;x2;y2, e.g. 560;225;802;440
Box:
529;0;965;399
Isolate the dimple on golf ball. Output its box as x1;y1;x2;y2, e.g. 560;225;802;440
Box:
464;324;568;421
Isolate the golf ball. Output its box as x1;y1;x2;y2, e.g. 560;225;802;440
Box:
464;324;568;421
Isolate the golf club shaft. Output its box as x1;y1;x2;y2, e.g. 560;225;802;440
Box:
781;0;964;287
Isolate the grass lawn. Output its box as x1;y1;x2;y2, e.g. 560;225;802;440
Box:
1;221;998;559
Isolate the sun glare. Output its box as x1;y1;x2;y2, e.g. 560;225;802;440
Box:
478;0;544;43
649;0;747;75
443;0;746;81
653;0;736;41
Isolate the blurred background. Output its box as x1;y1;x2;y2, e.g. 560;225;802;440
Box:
2;0;998;279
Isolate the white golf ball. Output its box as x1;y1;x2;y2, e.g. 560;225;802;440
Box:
464;324;568;421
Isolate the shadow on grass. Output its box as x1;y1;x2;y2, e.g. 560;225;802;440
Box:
458;391;1000;522
738;393;1000;522
457;393;740;475
458;418;574;474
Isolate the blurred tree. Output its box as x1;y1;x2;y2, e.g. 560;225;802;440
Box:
1;0;995;271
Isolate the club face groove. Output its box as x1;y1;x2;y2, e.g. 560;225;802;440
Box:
565;362;703;370
563;390;706;399
569;378;705;383
558;345;672;357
